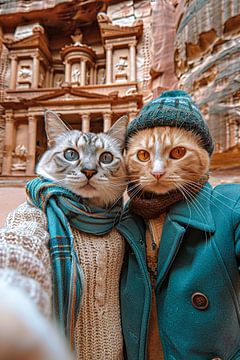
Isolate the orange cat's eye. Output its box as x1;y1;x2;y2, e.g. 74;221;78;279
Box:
170;147;186;159
137;150;150;162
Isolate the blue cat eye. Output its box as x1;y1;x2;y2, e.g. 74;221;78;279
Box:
64;148;79;161
99;151;113;164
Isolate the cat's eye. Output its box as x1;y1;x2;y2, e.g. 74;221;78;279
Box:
64;148;79;161
99;151;113;164
137;150;150;162
170;147;186;159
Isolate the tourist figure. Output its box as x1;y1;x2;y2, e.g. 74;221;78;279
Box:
0;111;134;360
123;90;240;360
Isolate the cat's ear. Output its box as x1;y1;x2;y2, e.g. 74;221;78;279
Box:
45;110;70;147
106;115;128;149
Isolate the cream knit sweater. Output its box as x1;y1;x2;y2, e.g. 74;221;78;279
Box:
0;202;125;360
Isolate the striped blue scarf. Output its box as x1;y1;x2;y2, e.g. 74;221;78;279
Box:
26;177;123;349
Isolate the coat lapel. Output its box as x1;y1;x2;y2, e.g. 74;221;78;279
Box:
155;182;216;290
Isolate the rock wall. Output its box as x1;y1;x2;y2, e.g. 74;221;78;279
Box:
150;0;178;98
107;0;179;102
175;0;240;151
0;0;73;14
107;0;153;103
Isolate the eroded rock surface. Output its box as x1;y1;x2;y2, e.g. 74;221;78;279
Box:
175;0;240;152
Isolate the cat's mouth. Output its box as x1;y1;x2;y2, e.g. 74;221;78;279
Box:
81;183;96;190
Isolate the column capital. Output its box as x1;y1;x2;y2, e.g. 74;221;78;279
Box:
105;44;113;51
129;40;137;47
28;114;37;122
103;112;112;119
4;113;14;123
81;113;91;119
31;52;40;59
9;54;17;61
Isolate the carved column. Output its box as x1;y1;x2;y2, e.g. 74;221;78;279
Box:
129;41;137;82
229;120;236;147
82;113;90;132
90;66;95;85
80;60;86;86
9;55;18;90
32;54;40;88
65;61;71;84
105;44;113;84
2;112;14;175
26;114;37;175
103;113;112;132
45;67;50;88
226;120;230;150
49;68;54;87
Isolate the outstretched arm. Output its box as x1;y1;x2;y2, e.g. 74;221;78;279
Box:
0;202;71;360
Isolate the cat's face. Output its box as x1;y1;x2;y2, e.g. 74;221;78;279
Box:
126;126;210;195
37;111;128;207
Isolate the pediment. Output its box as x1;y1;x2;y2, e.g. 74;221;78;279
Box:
8;33;51;61
31;88;111;103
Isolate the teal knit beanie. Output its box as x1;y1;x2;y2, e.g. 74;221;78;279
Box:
126;90;214;155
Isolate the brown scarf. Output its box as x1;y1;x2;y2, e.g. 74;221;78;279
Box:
127;175;209;220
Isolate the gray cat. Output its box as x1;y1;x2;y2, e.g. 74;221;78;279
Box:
37;111;128;208
0;111;128;360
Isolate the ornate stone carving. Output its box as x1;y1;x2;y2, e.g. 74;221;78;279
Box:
71;29;84;46
71;63;81;84
18;66;32;81
12;144;28;171
115;56;128;82
98;68;106;84
54;73;64;88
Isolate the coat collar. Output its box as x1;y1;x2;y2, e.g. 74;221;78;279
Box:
167;182;215;233
155;182;215;290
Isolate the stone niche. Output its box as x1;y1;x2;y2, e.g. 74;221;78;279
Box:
113;50;129;83
17;59;32;89
11;120;28;173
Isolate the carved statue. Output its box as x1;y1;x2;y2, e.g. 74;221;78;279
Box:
54;74;64;88
97;12;111;24
18;66;32;81
98;68;106;84
71;29;83;46
12;144;28;171
115;56;128;74
72;67;81;83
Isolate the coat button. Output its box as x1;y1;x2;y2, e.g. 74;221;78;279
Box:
191;292;209;310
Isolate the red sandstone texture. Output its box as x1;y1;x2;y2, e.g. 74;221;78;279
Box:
150;0;178;98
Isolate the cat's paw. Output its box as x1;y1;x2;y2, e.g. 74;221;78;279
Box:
0;283;72;360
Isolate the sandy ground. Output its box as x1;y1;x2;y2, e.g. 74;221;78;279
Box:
0;187;26;226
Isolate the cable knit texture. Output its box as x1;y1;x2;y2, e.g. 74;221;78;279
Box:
0;203;125;360
146;214;166;360
0;202;52;317
73;227;125;360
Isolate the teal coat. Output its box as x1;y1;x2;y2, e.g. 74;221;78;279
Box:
118;183;240;360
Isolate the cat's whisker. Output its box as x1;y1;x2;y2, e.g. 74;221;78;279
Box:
183;182;237;220
183;181;240;214
173;182;211;245
178;183;212;245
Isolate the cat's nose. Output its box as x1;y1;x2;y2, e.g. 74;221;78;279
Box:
81;169;97;179
151;171;165;180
